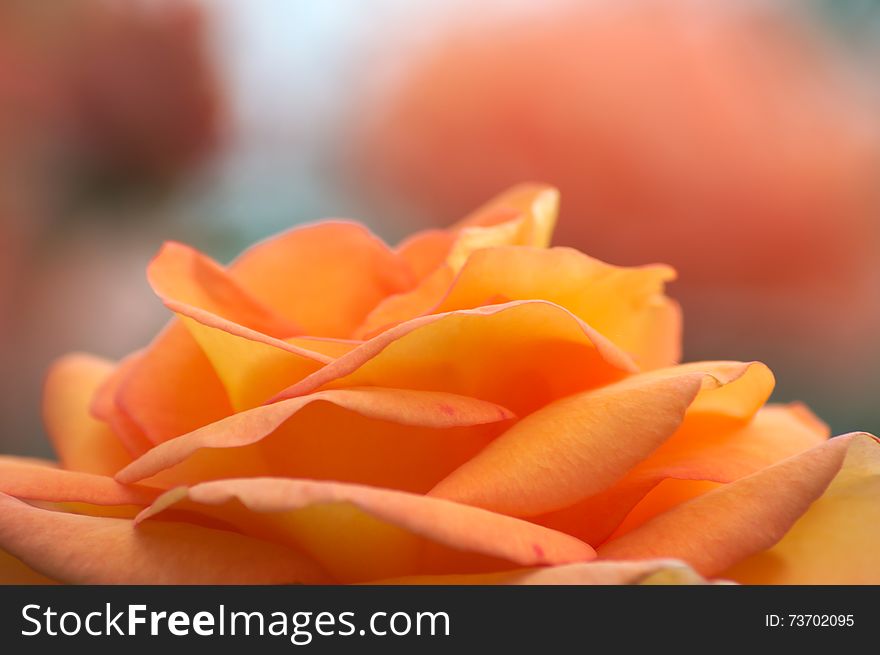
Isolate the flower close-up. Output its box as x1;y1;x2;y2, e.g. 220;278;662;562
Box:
1;184;877;585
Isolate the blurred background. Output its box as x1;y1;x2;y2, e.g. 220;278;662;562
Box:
1;0;878;458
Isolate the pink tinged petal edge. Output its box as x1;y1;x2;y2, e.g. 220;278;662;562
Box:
0;492;329;584
115;387;515;484
147;241;301;338
164;299;333;364
598;433;877;577
429;361;770;517
135;478;596;576
269;300;638;403
0;456;158;506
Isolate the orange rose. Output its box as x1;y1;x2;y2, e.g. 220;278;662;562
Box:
1;185;877;584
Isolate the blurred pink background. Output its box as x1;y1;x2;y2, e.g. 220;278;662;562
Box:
1;0;878;457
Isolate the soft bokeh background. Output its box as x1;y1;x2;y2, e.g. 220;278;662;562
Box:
1;0;878;458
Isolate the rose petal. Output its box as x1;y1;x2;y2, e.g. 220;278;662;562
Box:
677;360;775;420
275;301;635;417
358;185;559;337
147;232;411;410
609;403;828;539
430;361;770;517
90;353;154;455
173;310;330;410
0;492;328;584
117;321;233;444
148;241;300;338
538;402;827;545
229;221;416;337
396;229;456;280
597;433;874;577
287;335;360;359
448;183;559;266
147;241;342;410
0;550;57;585
723;433;880;583
43;354;132;474
116;388;514;492
136;478;595;583
355;265;457;339
433;247;680;368
0;456;157;507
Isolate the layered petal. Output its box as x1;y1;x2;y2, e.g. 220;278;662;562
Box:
148;241;300;338
0;493;327;584
538;402;827;545
148;241;341;410
597;434;875;577
229;221;416;337
355;265;457;339
723;433;880;583
0;456;157;508
358;185;559;337
449;183;559;263
431;361;771;518
395;229;456;280
276;301;635;417
394;183;558;280
43;354;131;475
117;321;233;444
33;183;870;588
174;311;330;410
137;478;595;583
116;388;514;492
90;353;154;455
433;247;680;368
605;404;828;539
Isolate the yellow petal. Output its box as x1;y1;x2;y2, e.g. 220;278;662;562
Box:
137;478;595;583
116;387;513;493
540;402;827;545
446;184;559;269
431;361;768;517
435;247;680;368
174;309;328;411
723;433;880;583
276;301;635;418
358;185;560;338
597;434;868;577
149;241;341;410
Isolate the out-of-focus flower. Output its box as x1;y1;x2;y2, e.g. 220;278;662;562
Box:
0;0;56;340
0;0;224;456
0;0;222;191
61;0;223;183
352;0;880;392
0;185;876;584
